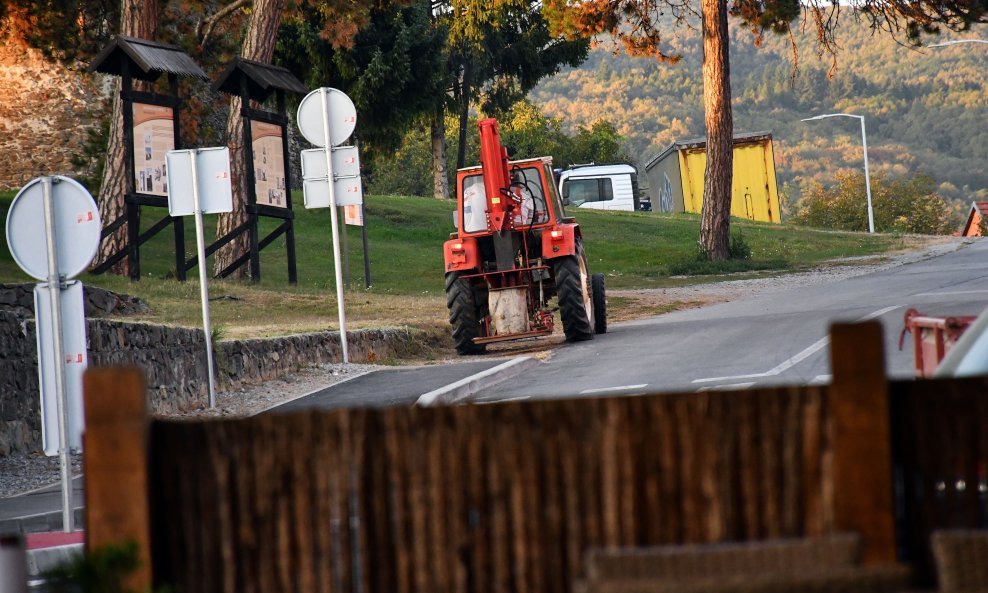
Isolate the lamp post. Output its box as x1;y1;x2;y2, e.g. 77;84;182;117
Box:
802;113;875;233
928;39;988;48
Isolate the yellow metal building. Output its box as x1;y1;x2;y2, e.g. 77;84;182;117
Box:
644;132;781;223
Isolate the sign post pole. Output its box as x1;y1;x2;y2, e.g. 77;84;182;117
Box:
319;88;350;364
189;151;218;407
40;177;74;533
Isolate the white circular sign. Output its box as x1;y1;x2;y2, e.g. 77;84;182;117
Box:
297;87;357;148
6;176;102;281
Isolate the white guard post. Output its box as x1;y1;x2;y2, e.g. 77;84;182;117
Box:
297;87;364;365
5;175;102;533
166;147;233;408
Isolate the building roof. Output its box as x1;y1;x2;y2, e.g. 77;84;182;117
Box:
88;36;209;82
212;58;308;102
961;201;988;236
644;131;773;172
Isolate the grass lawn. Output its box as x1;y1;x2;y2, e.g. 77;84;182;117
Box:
1;189;919;340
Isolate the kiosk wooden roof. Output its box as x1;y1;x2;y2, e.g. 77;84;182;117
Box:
88;36;208;82
213;58;308;102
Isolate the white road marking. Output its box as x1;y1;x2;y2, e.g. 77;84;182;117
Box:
914;289;988;297
579;384;648;395
692;306;900;385
810;374;832;385
476;395;531;404
696;382;755;392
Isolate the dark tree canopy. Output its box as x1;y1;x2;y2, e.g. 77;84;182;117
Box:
276;1;447;156
0;0;119;61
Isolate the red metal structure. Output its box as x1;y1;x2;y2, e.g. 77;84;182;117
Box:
443;118;606;355
899;309;976;377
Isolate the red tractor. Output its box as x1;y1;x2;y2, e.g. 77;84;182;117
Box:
443;118;606;355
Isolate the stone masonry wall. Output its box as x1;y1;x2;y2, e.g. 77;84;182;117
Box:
0;308;417;456
0;32;108;190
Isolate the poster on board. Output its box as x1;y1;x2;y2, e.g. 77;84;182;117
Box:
132;103;175;197
252;121;288;208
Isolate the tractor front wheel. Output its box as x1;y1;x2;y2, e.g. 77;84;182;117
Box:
445;272;487;355
554;246;594;342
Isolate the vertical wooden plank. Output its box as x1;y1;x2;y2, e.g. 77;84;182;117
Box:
736;392;760;539
801;388;826;536
441;408;468;593
829;321;896;564
558;402;582;581
488;408;510;593
600;401;621;546
760;392;784;537
781;389;803;535
711;392;738;542
83;367;151;592
676;394;701;543
311;412;340;593
656;396;682;543
426;410;447;593
293;415;316;593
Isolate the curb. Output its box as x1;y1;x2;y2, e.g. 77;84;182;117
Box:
27;543;84;575
416;356;540;406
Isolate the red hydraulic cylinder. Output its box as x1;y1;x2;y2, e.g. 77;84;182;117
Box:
477;118;513;232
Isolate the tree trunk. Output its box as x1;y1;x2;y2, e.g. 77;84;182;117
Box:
698;0;734;261
431;106;450;199
214;0;287;279
455;64;471;171
91;0;157;275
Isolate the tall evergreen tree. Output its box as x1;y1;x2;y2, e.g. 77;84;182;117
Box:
431;0;590;196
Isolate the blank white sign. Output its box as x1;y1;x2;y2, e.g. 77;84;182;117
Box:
34;281;87;456
166;147;234;216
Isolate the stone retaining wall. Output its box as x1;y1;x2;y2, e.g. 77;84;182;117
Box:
0;309;417;456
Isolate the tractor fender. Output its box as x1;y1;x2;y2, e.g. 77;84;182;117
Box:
542;223;581;260
444;236;480;272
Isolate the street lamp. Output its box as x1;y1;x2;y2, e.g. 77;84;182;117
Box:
802;113;875;234
928;39;988;48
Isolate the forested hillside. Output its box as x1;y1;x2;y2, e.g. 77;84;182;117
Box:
530;17;988;212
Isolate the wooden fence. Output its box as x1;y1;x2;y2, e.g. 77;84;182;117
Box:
81;322;985;592
147;387;831;593
889;375;988;581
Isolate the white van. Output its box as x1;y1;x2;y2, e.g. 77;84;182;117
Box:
557;164;644;211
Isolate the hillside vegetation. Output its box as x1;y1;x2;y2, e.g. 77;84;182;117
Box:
530;18;988;211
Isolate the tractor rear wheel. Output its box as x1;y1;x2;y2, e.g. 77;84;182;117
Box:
554;245;594;341
592;272;607;335
445;272;487;355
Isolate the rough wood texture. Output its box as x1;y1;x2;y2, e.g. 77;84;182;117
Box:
83;367;151;590
829;321;896;565
889;375;988;583
148;387;831;593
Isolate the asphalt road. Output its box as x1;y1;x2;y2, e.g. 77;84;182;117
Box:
276;238;988;409
467;238;988;401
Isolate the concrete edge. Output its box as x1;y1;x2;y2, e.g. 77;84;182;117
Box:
416;356;541;407
26;543;83;575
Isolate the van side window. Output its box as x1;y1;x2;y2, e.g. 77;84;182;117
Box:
564;178;614;206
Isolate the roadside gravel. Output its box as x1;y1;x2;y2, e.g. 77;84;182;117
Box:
0;236;971;499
